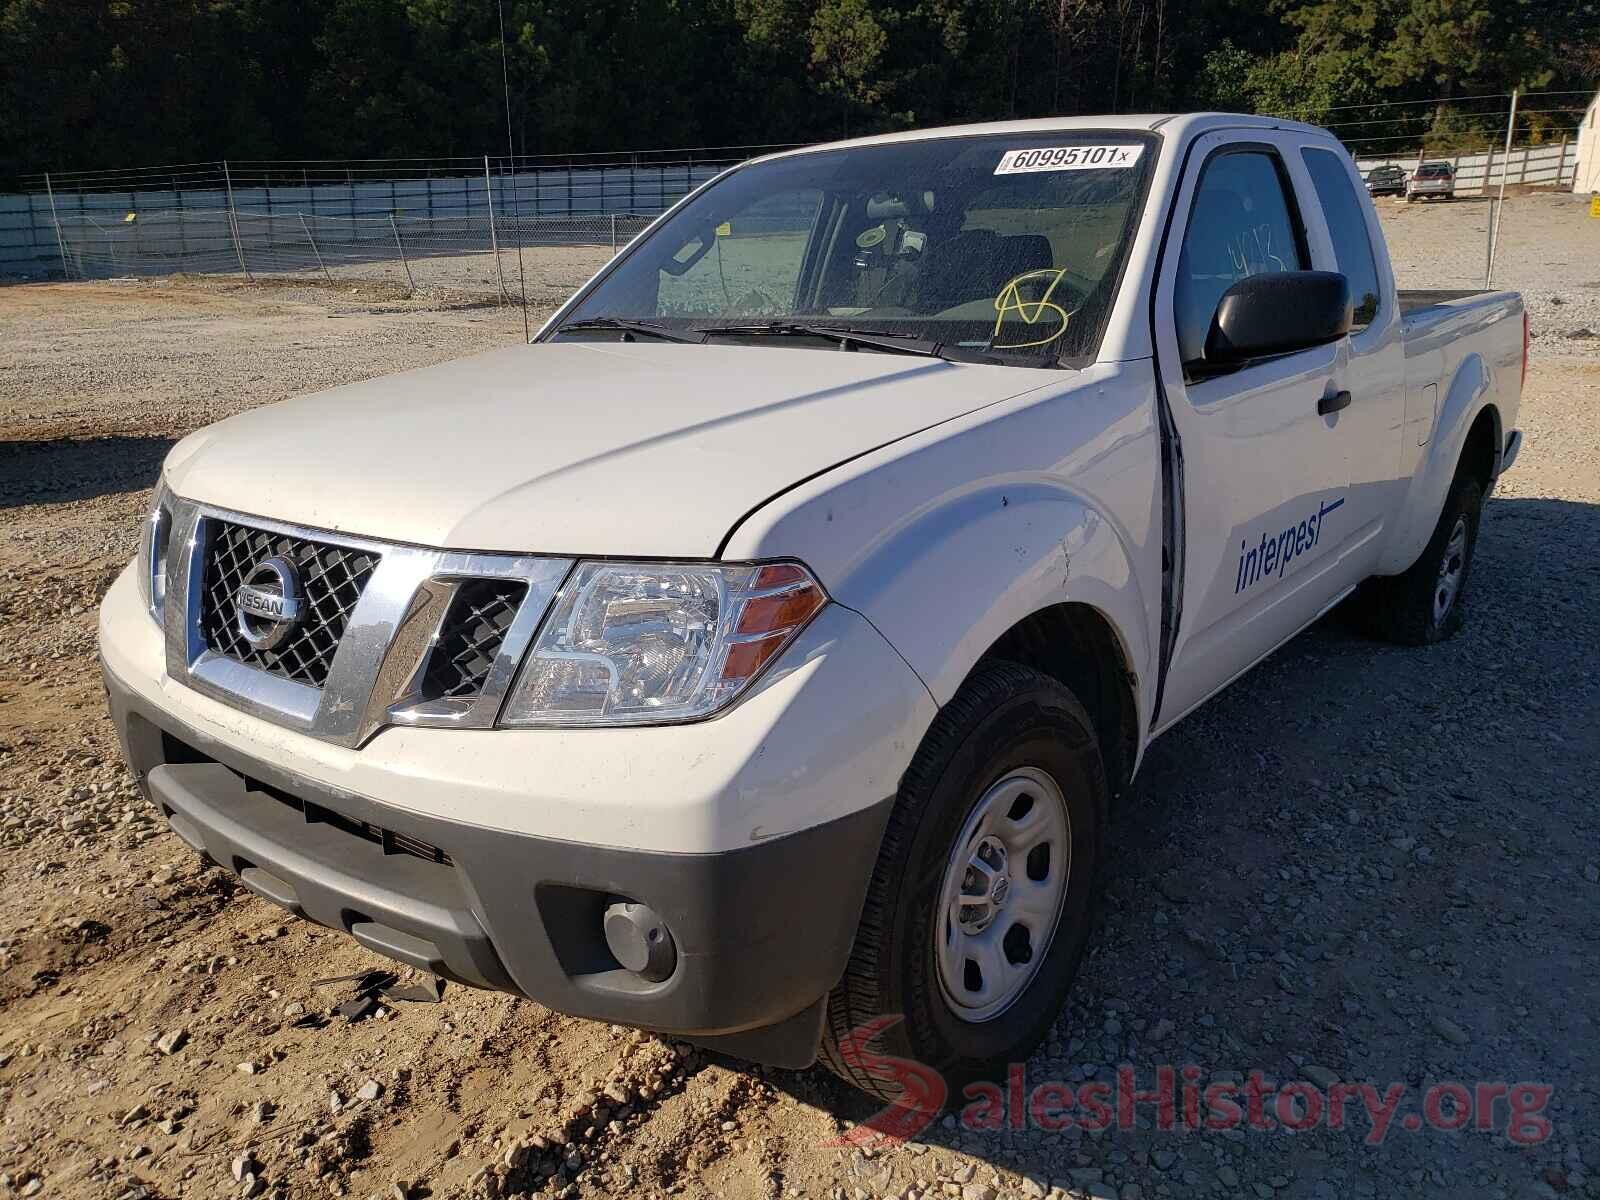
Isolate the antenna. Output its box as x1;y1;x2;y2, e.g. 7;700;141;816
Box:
498;0;531;343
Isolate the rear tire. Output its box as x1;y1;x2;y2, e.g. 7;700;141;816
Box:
1355;474;1483;645
819;661;1106;1104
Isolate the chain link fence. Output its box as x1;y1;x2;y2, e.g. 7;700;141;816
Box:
0;147;792;297
2;101;1592;293
48;206;656;299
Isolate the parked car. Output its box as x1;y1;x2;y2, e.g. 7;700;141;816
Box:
101;114;1526;1101
1365;163;1408;196
1408;159;1457;200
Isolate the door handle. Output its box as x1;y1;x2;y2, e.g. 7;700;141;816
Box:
1318;389;1352;416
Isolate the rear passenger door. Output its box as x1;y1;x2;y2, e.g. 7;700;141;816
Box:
1153;132;1363;725
1294;141;1409;524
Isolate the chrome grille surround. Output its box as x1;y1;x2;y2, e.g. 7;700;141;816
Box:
161;497;573;747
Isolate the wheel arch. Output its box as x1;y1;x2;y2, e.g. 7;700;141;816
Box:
976;602;1141;798
1376;348;1501;576
825;480;1157;773
1459;402;1502;493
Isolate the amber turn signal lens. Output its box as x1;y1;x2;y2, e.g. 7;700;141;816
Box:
721;632;791;680
719;565;826;682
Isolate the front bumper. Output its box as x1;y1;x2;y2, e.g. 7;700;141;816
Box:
101;565;934;1065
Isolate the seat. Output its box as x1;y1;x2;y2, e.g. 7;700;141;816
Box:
914;230;1055;312
994;234;1055;284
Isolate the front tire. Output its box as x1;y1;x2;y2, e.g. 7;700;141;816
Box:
1355;474;1483;645
819;661;1106;1103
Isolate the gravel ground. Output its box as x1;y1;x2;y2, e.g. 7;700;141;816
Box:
1377;190;1600;356
1;193;1597;1200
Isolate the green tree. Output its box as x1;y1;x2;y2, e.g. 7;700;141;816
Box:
2;0;1595;178
1195;38;1256;110
809;0;887;135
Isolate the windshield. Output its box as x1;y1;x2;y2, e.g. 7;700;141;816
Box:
553;132;1157;367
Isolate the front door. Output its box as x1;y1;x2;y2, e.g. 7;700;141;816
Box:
1153;133;1365;726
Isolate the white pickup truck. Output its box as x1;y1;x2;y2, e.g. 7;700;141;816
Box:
100;114;1526;1101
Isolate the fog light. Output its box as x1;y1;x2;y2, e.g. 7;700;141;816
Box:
602;900;676;982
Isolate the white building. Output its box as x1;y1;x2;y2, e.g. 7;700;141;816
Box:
1576;88;1600;194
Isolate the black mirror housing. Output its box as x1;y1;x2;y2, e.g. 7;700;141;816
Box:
1203;271;1352;365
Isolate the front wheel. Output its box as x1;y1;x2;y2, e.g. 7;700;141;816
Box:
819;661;1106;1103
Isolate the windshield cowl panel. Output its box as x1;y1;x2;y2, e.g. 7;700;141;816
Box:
549;131;1158;369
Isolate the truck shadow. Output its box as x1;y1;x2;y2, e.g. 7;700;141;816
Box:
0;435;175;509
743;493;1598;1185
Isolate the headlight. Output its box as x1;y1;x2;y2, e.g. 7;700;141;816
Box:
500;560;826;727
135;484;174;624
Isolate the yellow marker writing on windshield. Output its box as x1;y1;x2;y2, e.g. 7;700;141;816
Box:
993;269;1071;349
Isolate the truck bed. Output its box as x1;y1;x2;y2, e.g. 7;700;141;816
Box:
1396;287;1524;432
1398;289;1496;315
1398;288;1523;348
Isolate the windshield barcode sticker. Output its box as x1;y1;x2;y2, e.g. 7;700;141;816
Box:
994;144;1144;174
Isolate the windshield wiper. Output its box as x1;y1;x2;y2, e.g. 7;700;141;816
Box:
557;317;706;344
561;318;1017;365
695;321;947;359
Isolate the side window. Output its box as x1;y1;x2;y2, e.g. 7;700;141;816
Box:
656;189;822;317
1301;147;1382;328
1173;150;1308;364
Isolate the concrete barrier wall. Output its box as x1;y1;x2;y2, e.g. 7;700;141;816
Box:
0;192;64;273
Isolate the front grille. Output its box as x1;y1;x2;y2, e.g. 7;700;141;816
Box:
419;579;528;701
199;521;380;688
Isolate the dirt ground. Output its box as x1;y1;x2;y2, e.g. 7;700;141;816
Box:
1376;190;1600;357
2;195;1598;1200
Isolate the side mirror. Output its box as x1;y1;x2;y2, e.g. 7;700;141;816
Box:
1203;270;1351;365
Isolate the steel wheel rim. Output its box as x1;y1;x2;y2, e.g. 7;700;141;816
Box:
1434;516;1469;623
935;766;1071;1023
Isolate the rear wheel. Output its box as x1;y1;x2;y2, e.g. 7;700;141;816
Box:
1355;474;1483;645
819;661;1106;1103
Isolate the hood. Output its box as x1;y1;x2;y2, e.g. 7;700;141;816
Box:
164;341;1047;557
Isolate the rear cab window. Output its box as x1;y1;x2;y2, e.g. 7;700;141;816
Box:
1302;147;1383;328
